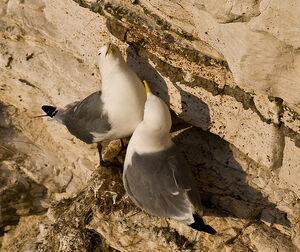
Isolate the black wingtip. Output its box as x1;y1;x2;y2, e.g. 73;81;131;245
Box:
189;214;217;235
41;105;58;118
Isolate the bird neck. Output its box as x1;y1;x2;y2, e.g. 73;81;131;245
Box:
99;55;127;79
131;123;174;154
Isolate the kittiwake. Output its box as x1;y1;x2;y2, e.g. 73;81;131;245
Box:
123;81;216;234
41;43;146;165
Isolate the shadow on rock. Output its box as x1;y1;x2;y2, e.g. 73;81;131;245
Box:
173;82;210;131
0;103;48;236
172;127;291;228
126;43;210;132
126;42;170;105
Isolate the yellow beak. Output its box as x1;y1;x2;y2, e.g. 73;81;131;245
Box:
143;80;151;95
105;43;113;56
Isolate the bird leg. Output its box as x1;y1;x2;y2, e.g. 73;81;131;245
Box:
97;142;105;167
115;138;128;159
120;138;127;149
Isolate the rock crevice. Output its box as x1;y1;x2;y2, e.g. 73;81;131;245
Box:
1;0;300;251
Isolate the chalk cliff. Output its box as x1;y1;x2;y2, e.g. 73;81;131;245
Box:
1;0;299;251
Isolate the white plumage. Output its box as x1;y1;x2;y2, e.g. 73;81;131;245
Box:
94;43;146;141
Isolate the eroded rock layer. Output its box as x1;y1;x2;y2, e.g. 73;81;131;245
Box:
1;0;299;251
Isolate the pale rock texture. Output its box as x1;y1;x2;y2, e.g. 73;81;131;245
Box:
280;137;300;198
193;1;300;105
0;0;300;251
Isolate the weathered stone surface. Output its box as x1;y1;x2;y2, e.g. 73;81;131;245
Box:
279;137;300;198
248;0;300;48
1;0;300;251
193;1;300;105
198;0;260;24
282;103;300;147
1;215;48;252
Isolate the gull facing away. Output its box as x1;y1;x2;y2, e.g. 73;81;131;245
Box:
123;81;216;234
41;43;146;165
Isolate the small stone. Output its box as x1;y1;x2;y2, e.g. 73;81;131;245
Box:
4;225;12;232
252;177;267;188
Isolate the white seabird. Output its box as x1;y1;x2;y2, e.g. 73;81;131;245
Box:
41;43;146;165
123;81;216;234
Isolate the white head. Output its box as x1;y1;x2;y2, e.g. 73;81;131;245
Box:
142;81;172;134
97;43;125;73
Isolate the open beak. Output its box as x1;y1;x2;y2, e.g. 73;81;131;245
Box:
105;43;113;56
143;80;151;95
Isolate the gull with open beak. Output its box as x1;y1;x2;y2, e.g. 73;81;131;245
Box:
123;81;216;234
41;43;146;165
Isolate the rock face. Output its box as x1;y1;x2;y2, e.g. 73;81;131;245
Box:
1;0;300;251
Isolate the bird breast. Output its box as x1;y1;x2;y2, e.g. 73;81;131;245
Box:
101;66;146;138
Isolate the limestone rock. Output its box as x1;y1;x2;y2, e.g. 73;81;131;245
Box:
193;1;300;105
279;137;300;198
1;0;300;251
1;215;48;252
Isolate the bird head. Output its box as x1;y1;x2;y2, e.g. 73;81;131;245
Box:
142;80;172;133
97;43;124;71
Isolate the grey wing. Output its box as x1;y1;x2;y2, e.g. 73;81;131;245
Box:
57;91;111;143
124;147;202;218
168;150;203;213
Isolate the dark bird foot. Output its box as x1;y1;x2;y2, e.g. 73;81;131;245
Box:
189;214;216;235
116;139;127;159
120;138;127;150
